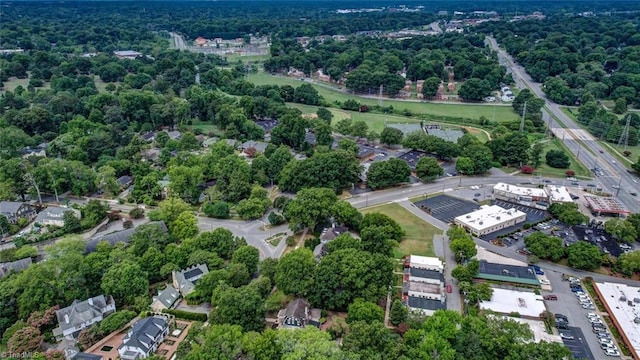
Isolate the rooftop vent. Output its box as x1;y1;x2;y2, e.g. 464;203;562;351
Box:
496;216;501;220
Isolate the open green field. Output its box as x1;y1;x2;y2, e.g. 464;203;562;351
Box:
535;138;592;178
361;203;438;258
1;76;51;93
288;102;491;142
224;54;270;64
246;73;519;122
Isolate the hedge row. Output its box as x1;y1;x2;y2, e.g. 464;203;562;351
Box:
161;308;208;322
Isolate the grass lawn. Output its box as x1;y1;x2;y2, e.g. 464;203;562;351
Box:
535;138;592;178
224;54;270;63
190;120;223;135
245;72;519;122
94;76;118;92
361;203;438;258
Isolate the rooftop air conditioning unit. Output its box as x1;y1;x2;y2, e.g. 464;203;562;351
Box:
496;216;501;220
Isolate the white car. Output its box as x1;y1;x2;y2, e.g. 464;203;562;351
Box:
574;291;586;296
583;303;596;309
587;313;599;318
604;348;621;357
599;338;614;345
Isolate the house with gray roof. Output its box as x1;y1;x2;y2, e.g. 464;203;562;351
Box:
0;201;36;224
166;130;182;140
116;175;133;189
86;221;168;253
35;206;81;227
53;295;116;340
71;353;103;360
172;264;209;296
277;298;321;329
0;257;32;279
240;140;269;155
151;285;180;312
118;316;169;360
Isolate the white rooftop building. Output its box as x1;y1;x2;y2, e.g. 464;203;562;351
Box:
480;287;546;318
402;255;446;316
544;185;573;203
406;255;444;272
594;282;640;359
454;205;526;237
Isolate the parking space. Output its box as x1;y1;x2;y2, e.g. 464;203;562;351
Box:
414;195;479;224
562;326;595;360
573;225;623;257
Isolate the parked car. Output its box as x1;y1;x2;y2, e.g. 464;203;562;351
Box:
600;343;616;350
597;333;612;340
574;291;586;296
599;338;614;345
446;284;452;293
583;303;596;309
604;348;620;357
543;295;558;300
587;313;599;319
560;332;574;340
593;327;608;333
555;313;568;321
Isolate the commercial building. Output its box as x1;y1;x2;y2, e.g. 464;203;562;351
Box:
454;205;526;236
480;287;546;318
492;182;574;209
584;195;631;217
593;282;640;359
476;260;540;287
402;255;446;316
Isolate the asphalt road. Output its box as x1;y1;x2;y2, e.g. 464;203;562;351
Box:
486;36;640;214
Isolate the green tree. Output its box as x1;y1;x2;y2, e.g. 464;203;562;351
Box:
275;248;315;296
380;127;404;146
613;97;627;114
389;299;408;326
567;241;603;270
545;150;570;169
203;201;230;219
285;187;337;231
422;77;441;98
316;107;333;124
95;165;121;197
149;197;192;229
455;157;475;175
338;138;359;155
415;157;443;181
524;233;565;262
529;142;545;168
243;330;283;360
617;251;640;276
232;245;260;275
171;211;198;240
267;145;294;182
366;158;411;190
168;165;204;204
458;78;493;101
604;219;638;243
331;201;362;231
236;198;268;220
101;260;149;305
459;281;493;306
277;327;345;360
213;286;265;332
347;299;384;324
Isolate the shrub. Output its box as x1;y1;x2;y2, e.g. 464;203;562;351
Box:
161;309;208;322
129;207;145;219
203;201;230;219
520;165;534;174
98;310;137;335
286;236;297;246
565;170;575;177
268;212;285;226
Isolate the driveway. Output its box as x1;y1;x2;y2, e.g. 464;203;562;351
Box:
197;213;290;260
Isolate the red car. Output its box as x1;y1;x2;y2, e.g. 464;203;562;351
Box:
446;285;452;293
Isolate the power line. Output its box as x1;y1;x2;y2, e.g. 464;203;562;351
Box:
520;101;527;132
618;114;631;149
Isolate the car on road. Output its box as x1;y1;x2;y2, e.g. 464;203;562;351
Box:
446;284;452;293
560;332;574;340
604;348;621;357
587;183;596;187
631;192;638;196
599;150;604;153
571;181;579;185
474;193;481;197
612;185;620;189
543;179;552;183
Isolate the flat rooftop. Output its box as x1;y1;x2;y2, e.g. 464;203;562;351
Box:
404;280;442;295
584;195;631;215
545;185;573;203
477;260;540;286
454;205;526;232
594;282;640;358
489;315;563;344
480;287;546;318
493;183;547;198
396;150;433;169
408;255;443;270
406;296;447;312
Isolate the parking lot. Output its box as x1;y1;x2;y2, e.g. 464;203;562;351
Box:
414;195;480;224
573;225;623;257
544;270;610;360
562;326;595;360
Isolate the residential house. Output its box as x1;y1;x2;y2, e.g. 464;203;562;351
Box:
53;295;116;340
0;201;36;224
173;264;209;296
20;146;47;158
166;130;182;140
35;206;81;227
255;119;279;134
141;131;156;142
240;140;269;156
118;316;170;360
86;221;168;253
114;50;142;59
202;137;220;148
0;257;32;279
117;176;134;190
71;353;103;360
402;255;447;316
277;298;321;329
150;285;180;312
313;224;349;260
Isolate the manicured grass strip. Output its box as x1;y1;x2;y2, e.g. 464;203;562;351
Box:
361;202;438;258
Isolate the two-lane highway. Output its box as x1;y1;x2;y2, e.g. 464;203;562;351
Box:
486;36;640;213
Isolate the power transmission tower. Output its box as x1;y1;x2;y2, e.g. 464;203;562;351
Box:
618;114;631;149
378;85;383;106
519;101;527;132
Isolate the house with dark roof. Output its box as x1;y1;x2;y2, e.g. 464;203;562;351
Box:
118;316;169;360
117;176;133;190
35;206;81;227
53;295;116;340
255;118;279;133
357;144;375;160
0;201;36;224
141;131;155;142
277;298;321;329
402;255;446;315
86;221;168;253
151;285;180;312
397;150;432;170
71;353;103;360
172;264;209;296
20;146;47;158
0;257;32;279
313;224;349;260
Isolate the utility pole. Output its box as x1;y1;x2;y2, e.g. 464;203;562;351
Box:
618;114;631;150
378;85;383;106
520;101;527;132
